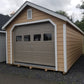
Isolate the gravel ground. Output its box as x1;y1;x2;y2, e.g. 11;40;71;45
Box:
0;55;84;84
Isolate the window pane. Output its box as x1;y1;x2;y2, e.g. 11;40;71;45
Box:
34;34;41;41
44;34;52;41
28;9;32;19
24;35;30;41
16;36;22;42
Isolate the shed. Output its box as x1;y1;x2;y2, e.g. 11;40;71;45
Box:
2;1;84;73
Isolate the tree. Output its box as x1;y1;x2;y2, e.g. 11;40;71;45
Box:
56;10;68;17
74;1;84;31
80;1;84;9
75;20;84;31
56;10;73;22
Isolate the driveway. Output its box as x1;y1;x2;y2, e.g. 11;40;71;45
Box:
0;55;84;84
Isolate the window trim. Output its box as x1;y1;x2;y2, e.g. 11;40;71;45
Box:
27;9;32;20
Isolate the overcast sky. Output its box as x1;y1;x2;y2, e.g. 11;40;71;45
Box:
0;0;83;21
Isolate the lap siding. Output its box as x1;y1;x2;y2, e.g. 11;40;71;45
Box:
66;24;83;71
6;6;65;72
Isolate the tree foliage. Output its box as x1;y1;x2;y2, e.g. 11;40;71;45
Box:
75;20;84;31
56;10;68;17
56;10;73;22
80;1;84;9
74;1;84;31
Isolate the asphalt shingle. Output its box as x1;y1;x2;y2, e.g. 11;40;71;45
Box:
0;14;10;30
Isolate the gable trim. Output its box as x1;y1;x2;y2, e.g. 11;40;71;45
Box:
2;1;84;34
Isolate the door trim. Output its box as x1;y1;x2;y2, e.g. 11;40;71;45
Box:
10;19;58;71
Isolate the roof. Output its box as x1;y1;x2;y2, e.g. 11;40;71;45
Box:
0;14;10;31
2;1;84;34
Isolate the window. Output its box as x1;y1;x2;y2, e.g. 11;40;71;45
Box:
16;36;22;42
34;34;41;41
44;34;52;41
27;9;32;19
24;35;30;41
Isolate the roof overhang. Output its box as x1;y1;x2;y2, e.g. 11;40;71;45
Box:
2;1;84;35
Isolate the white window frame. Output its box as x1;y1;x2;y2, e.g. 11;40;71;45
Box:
27;9;32;20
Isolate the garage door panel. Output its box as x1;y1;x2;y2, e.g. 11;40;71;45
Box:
15;44;31;51
15;53;55;66
14;52;33;61
32;52;55;66
14;23;54;34
31;43;54;51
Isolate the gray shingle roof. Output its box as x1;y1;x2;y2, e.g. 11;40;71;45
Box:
0;14;10;30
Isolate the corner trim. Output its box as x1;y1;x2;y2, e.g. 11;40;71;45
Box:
10;19;58;70
10;29;13;64
63;24;67;73
6;31;8;63
54;24;58;71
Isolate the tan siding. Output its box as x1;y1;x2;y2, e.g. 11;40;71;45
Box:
6;6;65;72
67;24;83;71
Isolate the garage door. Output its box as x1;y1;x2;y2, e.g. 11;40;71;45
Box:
0;33;6;62
13;22;55;66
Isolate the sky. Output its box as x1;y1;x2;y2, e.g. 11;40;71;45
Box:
0;0;83;21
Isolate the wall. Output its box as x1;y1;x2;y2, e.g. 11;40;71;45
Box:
66;23;83;71
6;6;66;72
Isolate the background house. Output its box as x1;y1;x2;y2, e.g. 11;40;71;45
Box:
0;14;10;62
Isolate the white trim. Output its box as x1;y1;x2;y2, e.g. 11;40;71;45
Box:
2;1;84;34
63;24;67;73
6;31;8;63
10;19;58;70
54;24;58;71
10;29;13;64
27;9;32;20
0;31;6;33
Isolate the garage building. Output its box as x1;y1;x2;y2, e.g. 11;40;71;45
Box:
2;1;84;73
